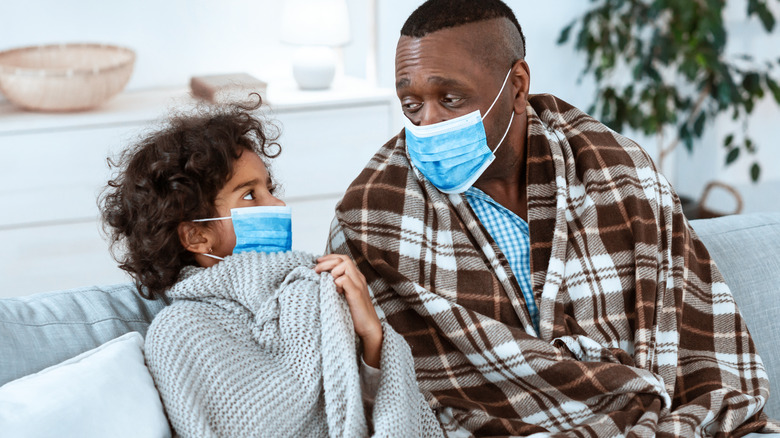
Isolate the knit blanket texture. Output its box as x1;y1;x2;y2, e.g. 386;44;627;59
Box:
144;250;442;438
328;94;778;437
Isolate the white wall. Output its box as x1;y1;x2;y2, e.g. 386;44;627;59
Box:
2;0;778;213
0;0;372;91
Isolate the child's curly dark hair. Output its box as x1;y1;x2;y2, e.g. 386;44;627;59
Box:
99;96;280;300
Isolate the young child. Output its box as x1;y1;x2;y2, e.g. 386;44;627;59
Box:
100;98;439;437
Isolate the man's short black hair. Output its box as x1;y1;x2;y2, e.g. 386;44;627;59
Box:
400;0;526;57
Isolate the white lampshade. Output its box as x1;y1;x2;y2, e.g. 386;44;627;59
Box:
280;0;351;47
280;0;351;90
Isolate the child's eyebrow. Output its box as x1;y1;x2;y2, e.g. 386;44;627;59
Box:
231;178;260;193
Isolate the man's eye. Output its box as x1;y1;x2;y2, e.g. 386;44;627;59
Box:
402;101;422;112
242;191;255;200
442;96;463;105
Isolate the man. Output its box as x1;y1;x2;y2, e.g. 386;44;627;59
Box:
328;1;778;436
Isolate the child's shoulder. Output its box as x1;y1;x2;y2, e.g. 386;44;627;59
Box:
142;298;259;386
146;298;251;344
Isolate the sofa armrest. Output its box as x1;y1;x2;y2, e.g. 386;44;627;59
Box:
690;213;780;421
0;283;165;386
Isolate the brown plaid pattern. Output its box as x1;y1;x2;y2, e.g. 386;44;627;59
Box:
328;94;777;436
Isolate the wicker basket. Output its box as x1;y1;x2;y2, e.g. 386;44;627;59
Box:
681;181;744;219
0;43;135;112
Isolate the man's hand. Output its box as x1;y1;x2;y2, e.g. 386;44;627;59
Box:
315;254;383;368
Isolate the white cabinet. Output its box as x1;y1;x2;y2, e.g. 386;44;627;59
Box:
0;77;398;297
0;126;138;226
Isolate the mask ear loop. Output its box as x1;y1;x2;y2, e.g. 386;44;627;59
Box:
192;216;231;222
191;217;231;261
201;252;225;261
483;68;514;120
491;111;515;155
482;68;515;155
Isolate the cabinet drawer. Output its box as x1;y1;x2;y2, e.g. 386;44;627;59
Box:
0;125;145;228
270;104;394;199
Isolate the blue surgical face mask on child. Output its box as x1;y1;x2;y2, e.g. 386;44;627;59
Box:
193;206;292;261
403;68;515;194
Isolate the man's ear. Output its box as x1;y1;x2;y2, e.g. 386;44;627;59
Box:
178;222;211;255
511;59;531;115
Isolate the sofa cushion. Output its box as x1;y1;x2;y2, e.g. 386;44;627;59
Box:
0;283;165;386
0;332;170;438
690;212;780;421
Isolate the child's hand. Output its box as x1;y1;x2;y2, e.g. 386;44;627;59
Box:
315;254;383;368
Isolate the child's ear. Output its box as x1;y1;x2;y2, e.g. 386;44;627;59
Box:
178;222;211;254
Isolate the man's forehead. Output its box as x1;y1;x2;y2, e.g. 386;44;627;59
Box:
395;31;477;67
395;18;513;64
394;31;504;87
394;39;473;86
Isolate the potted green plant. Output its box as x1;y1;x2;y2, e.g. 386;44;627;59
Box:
558;0;780;218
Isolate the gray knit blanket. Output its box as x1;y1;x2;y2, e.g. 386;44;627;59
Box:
144;251;442;437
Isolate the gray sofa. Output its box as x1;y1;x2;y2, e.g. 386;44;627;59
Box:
2;213;779;422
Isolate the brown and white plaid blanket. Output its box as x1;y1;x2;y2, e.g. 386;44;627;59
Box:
328;94;778;437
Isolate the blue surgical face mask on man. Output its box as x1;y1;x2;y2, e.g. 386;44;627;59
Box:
193;205;292;261
404;68;515;194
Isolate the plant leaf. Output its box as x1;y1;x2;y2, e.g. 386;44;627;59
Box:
558;21;575;45
679;124;694;152
757;2;776;32
724;134;734;147
745;138;755;153
711;23;727;49
746;0;775;31
751;162;761;182
683;134;694;153
726;147;740;164
743;72;762;95
716;81;732;108
766;76;780;104
747;0;759;16
745;97;755;114
693;111;706;137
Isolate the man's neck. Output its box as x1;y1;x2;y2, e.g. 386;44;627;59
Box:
473;170;528;221
472;122;529;220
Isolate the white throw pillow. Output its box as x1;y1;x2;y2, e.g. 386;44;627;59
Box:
0;332;170;438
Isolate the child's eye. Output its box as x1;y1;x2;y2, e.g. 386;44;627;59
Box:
242;191;255;200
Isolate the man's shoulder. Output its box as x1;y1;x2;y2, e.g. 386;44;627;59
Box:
528;93;606;133
530;93;654;169
341;132;411;196
528;93;588;118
